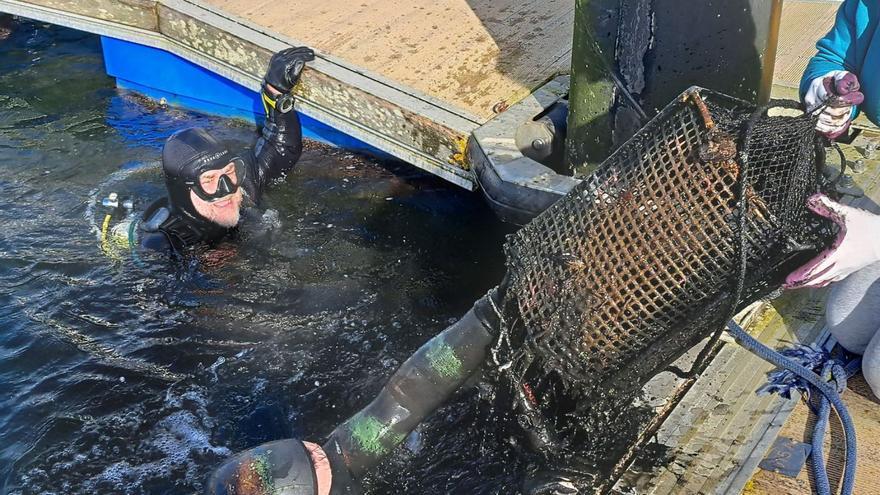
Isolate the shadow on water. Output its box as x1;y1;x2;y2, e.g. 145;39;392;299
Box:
0;18;518;494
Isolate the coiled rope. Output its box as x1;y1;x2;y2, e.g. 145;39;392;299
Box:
726;321;858;495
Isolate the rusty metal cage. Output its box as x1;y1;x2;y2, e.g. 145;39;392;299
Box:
500;88;834;400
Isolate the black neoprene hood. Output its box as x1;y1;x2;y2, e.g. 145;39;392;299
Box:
162;127;237;218
163;128;234;180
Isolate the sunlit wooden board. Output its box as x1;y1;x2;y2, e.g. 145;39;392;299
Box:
774;0;841;90
205;0;574;121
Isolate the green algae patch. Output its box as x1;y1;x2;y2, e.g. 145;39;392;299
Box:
426;341;463;378
349;414;404;456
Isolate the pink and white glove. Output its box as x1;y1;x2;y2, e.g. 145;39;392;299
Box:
785;194;880;289
803;71;864;139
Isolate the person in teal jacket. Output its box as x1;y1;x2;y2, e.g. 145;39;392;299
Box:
788;0;880;399
800;0;878;135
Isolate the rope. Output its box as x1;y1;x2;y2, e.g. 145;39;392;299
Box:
688;99;762;376
725;322;858;495
811;357;861;494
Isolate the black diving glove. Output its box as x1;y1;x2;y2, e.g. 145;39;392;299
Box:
264;46;315;94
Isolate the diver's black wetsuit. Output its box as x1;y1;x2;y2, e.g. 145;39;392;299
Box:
131;46;315;256
321;283;579;495
206;279;577;494
138;103;303;254
199;47;555;495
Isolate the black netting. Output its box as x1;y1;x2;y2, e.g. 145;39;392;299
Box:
492;89;835;458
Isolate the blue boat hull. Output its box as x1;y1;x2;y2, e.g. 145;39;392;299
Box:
100;36;383;156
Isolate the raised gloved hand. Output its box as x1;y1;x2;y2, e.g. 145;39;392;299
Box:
263;46;315;94
785;194;880;289
803;71;865;139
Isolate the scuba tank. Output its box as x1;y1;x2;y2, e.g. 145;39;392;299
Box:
85;160;162;262
98;191;138;260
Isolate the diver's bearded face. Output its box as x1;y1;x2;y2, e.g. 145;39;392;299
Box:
191;188;242;227
190;163;243;228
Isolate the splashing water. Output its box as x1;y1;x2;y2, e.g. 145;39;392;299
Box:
0;18;514;495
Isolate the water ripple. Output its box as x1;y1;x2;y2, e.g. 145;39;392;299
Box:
0;18;509;495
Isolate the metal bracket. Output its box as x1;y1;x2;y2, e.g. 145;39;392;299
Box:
758;436;812;478
469;76;580;224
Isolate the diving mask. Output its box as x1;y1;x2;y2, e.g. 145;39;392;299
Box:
186;158;246;202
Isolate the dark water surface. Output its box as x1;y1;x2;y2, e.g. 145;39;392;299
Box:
0;19;518;494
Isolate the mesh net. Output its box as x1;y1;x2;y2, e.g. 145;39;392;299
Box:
494;89;835;446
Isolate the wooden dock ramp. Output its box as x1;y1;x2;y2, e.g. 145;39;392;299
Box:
208;0;573;121
0;0;574;190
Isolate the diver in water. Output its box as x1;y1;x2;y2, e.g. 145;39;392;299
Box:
204;282;577;495
115;46;314;255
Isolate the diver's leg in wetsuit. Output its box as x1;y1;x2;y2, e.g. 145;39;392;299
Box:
204;288;504;495
323;283;578;495
322;288;503;482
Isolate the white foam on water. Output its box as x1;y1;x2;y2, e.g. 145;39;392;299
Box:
261;208;282;230
14;386;232;494
207;356;226;382
85;402;231;492
155;410;231;461
251;377;268;395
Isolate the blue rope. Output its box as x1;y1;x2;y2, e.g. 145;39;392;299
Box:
726;321;858;495
811;357;860;494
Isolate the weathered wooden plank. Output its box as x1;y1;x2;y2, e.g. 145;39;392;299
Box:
743;134;880;495
205;0;575;120
0;0;481;186
747;375;880;495
298;68;472;172
773;0;839;90
157;4;472;181
157;5;270;77
612;296;828;495
22;0;158;30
